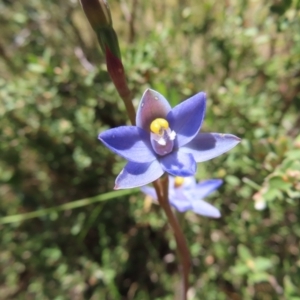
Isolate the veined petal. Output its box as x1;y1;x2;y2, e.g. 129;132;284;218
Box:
99;126;156;163
167;92;206;147
180;133;241;162
191;199;221;218
115;160;164;189
136;89;172;132
160;151;196;177
140;186;158;201
193;179;223;199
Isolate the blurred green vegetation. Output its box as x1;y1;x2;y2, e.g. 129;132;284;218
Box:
0;0;300;299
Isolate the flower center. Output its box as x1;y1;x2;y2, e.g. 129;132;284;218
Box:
150;118;169;135
150;118;176;146
174;176;184;188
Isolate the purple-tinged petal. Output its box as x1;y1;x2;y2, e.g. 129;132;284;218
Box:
140;186;157;201
99;126;156;163
191;200;221;218
115;160;164;189
136;89;172;132
193;179;223;199
167;92;206;147
169;185;187;202
180;133;241;162
150;131;174;156
169;197;192;212
160;151;196;177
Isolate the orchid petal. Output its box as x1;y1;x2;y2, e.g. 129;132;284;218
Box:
115;160;164;189
181;176;197;189
136;89;172;131
99;126;156;163
169;184;189;202
180;133;241;162
167;92;206;147
191;199;221;218
193;179;223;199
169;197;192;212
140;186;157;201
160;151;196;177
168;175;176;188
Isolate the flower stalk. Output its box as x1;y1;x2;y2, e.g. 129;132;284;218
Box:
153;178;190;299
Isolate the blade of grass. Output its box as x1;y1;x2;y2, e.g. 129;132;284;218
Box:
0;189;138;225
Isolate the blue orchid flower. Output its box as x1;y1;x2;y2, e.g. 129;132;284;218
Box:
141;176;223;218
99;89;240;189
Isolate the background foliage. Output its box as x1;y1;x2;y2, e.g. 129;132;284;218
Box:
0;0;300;299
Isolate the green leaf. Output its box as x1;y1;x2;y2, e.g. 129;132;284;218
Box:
268;176;292;192
232;263;249;275
248;272;269;284
238;244;252;261
253;257;273;272
285;149;300;160
0;189;138;224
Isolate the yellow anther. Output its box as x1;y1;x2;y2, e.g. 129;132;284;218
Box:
150;118;169;135
174;176;185;188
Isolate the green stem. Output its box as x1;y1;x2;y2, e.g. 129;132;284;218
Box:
0;189;138;225
242;177;261;190
153;179;190;300
119;87;136;126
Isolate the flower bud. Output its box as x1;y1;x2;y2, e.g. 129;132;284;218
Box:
80;0;112;30
105;46;128;97
80;0;121;59
80;0;133;124
96;27;121;59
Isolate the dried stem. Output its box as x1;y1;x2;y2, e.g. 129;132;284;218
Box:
153;179;190;300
